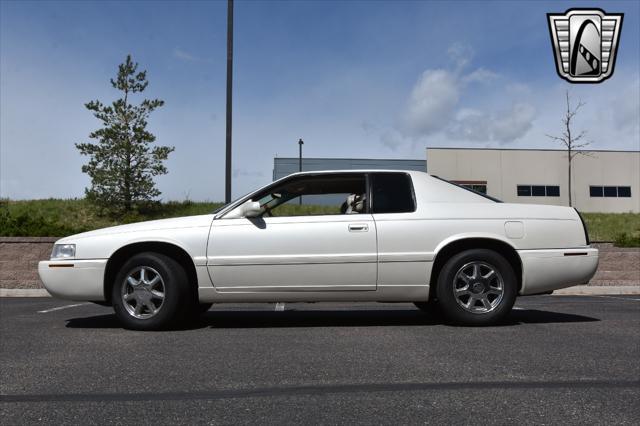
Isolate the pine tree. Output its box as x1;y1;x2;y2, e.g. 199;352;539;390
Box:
76;55;173;214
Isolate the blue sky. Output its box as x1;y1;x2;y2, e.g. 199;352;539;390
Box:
1;0;639;201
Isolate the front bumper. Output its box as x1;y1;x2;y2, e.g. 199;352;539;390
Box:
518;248;599;295
38;259;108;301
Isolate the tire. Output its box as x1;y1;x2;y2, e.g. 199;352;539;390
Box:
112;252;190;330
435;249;517;326
198;303;213;314
413;300;438;313
413;300;442;320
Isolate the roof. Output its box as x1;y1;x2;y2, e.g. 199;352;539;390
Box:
274;157;425;162
426;147;640;153
282;169;428;177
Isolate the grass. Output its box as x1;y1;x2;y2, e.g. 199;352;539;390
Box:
0;198;223;237
582;212;640;247
1;199;638;246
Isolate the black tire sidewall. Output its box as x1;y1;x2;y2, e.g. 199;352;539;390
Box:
112;252;188;330
436;249;517;326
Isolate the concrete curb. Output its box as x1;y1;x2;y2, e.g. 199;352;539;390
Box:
552;285;640;295
1;286;639;298
0;289;51;297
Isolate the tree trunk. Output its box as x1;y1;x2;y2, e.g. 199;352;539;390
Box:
568;149;572;207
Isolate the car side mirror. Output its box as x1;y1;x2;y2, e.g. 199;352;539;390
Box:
242;201;263;218
224;200;263;219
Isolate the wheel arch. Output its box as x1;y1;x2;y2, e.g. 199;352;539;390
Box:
103;241;198;305
429;237;522;301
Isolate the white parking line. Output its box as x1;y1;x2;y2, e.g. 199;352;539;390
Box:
37;303;89;313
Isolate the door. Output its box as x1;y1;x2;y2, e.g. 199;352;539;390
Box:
207;173;378;292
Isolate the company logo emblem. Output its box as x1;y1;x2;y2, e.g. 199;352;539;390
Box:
547;9;623;83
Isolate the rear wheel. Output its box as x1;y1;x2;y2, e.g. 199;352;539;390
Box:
436;249;517;326
112;252;190;330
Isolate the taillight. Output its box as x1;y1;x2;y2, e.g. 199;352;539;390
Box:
574;208;590;245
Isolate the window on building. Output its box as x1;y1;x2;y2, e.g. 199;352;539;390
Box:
545;186;560;197
371;173;416;213
618;186;632;197
517;185;531;196
531;185;546;196
451;181;487;194
517;185;560;197
590;185;632;198
603;186;617;197
590;186;603;197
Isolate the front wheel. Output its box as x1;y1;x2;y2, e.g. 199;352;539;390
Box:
112;252;190;330
436;249;517;326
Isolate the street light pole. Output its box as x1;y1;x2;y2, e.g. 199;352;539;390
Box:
298;138;304;172
224;0;234;203
298;138;304;205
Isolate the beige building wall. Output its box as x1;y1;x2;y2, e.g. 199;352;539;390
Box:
427;148;640;213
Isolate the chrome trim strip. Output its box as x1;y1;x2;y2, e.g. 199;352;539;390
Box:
207;253;377;266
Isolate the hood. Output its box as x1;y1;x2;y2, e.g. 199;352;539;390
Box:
57;214;214;243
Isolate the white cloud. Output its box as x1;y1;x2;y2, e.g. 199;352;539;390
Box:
490;103;536;142
402;69;459;137
445;103;535;143
462;68;499;84
446;109;490;141
399;43;536;144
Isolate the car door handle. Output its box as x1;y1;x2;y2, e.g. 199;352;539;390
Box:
348;223;368;232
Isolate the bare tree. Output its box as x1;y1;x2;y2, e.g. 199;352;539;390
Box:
546;90;591;207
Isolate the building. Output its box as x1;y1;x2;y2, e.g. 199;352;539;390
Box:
272;157;426;181
272;149;639;213
427;148;640;213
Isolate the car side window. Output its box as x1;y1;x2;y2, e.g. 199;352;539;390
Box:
371;173;416;214
253;174;368;217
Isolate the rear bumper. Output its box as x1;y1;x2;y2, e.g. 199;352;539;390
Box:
518;248;599;295
38;259;107;301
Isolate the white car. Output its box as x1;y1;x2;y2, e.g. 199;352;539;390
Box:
39;170;598;329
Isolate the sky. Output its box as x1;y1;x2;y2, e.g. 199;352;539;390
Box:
1;0;639;201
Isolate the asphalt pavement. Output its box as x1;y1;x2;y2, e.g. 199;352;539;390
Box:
1;296;639;425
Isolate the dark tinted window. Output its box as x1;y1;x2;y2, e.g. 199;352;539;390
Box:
531;185;546;196
590;186;603;197
603;186;617;197
546;186;560;197
617;186;631;197
470;184;487;194
371;173;415;213
517;185;531;196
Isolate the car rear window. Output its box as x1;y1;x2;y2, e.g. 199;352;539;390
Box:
371;173;416;213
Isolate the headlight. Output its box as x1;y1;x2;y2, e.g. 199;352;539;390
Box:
51;244;76;260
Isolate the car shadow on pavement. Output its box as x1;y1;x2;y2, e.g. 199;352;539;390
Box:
64;308;599;330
